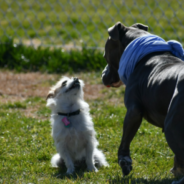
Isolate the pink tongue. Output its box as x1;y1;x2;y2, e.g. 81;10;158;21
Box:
106;85;110;87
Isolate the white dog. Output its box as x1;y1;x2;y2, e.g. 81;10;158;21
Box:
46;76;108;174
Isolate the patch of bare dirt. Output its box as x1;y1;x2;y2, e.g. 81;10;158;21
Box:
0;71;124;118
16;38;83;51
0;71;52;99
0;71;105;103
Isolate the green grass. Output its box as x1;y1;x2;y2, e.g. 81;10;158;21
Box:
0;71;180;184
0;0;184;47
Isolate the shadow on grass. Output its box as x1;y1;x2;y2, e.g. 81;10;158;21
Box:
51;164;182;183
52;169;182;183
108;174;179;184
51;164;87;180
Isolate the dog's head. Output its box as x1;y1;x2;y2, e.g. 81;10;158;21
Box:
46;76;84;109
102;22;150;87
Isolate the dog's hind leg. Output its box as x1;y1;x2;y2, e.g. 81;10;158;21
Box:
93;148;109;167
164;75;184;179
51;153;65;168
85;138;98;172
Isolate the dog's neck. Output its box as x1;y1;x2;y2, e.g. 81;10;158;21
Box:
52;99;88;114
58;109;81;117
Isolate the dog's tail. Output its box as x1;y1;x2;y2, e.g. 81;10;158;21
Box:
94;148;109;167
51;153;64;167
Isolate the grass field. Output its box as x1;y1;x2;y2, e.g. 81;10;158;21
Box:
0;0;184;183
0;70;180;184
1;0;184;47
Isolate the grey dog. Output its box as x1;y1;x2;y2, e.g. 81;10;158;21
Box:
102;22;184;184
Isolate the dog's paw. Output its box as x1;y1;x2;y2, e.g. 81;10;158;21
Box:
170;167;176;175
170;167;184;177
66;167;75;175
171;179;184;184
119;156;132;176
171;181;178;184
87;165;98;172
171;176;184;184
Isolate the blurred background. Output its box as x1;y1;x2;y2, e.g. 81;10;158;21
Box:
1;0;184;50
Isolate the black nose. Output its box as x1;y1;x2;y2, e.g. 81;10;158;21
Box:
74;78;79;82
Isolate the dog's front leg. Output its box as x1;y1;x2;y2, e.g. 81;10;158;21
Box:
59;147;75;174
118;105;142;176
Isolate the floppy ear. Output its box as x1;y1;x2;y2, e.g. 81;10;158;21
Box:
108;22;126;41
46;91;56;108
46;91;55;100
132;23;149;31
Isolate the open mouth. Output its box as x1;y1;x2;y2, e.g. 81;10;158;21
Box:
65;81;80;92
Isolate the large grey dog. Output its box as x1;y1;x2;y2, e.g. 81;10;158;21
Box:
102;22;184;184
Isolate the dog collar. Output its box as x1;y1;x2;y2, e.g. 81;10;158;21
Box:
58;109;80;117
118;34;184;85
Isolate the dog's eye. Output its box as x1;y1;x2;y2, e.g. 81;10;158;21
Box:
62;80;67;87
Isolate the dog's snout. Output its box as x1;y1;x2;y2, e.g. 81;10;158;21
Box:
74;78;79;83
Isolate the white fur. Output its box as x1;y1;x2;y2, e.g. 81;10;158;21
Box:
47;76;108;174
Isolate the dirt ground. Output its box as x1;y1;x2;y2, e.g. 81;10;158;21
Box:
0;71;105;104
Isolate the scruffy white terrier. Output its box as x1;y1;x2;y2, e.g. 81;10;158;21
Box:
46;76;108;174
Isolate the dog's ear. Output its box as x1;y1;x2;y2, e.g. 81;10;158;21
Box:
46;91;55;101
108;22;126;41
46;91;56;108
131;23;149;31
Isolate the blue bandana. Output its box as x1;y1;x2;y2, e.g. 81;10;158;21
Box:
118;34;184;85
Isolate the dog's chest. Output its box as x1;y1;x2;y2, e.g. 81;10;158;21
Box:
64;130;88;156
52;114;93;155
65;131;87;145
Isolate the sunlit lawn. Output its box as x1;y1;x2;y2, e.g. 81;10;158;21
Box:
0;71;178;184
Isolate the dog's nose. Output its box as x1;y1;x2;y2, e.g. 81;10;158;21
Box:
74;78;79;82
73;78;80;84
